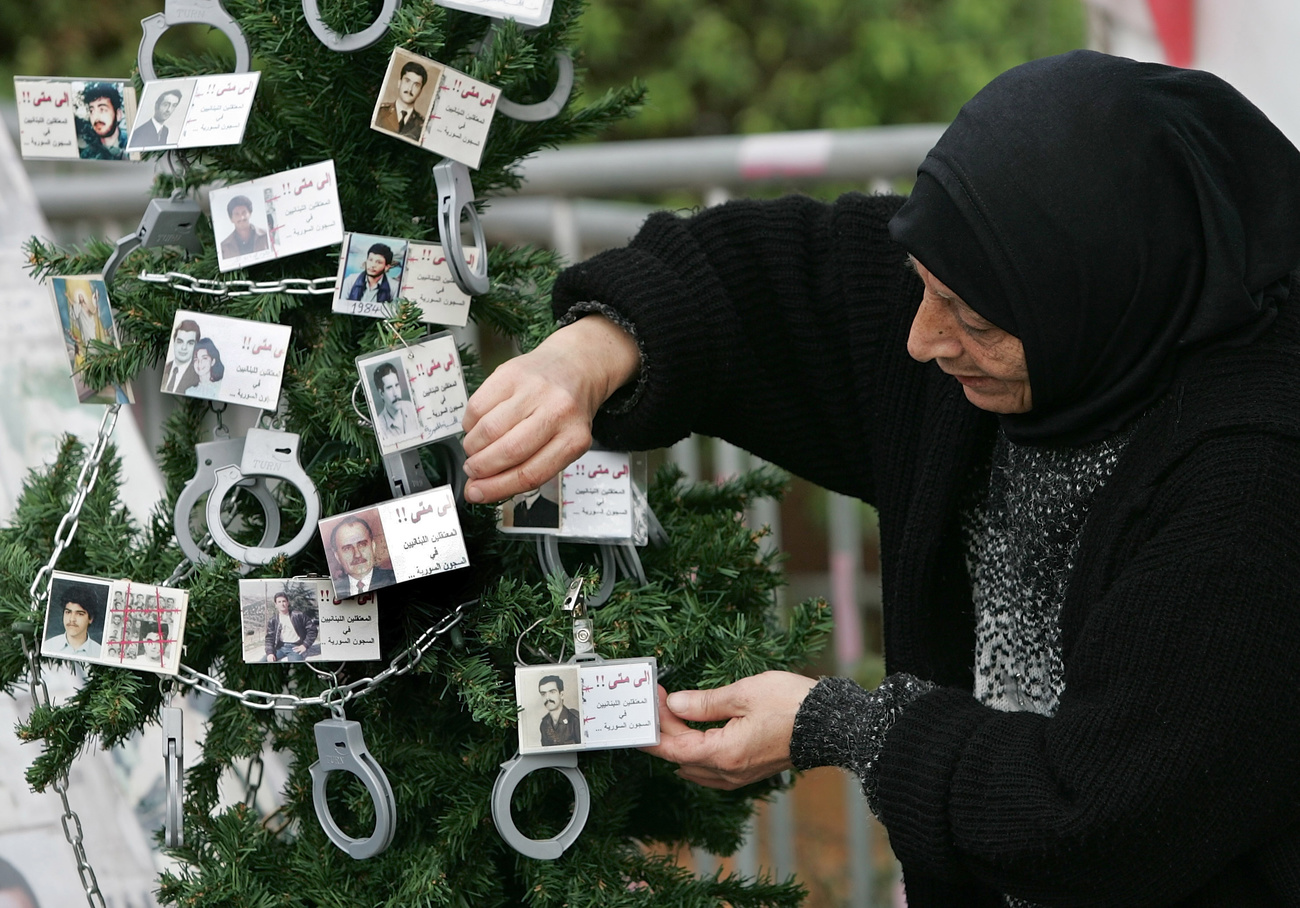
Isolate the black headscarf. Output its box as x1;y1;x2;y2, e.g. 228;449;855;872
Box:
889;49;1300;445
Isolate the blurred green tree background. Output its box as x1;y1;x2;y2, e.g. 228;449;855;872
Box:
2;0;1085;136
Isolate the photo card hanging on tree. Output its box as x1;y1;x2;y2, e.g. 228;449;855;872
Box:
514;659;659;754
14;77;139;161
160;310;291;408
43;571;189;675
210;160;344;272
126;72;260;152
370;49;501;169
238;578;380;664
499;450;649;544
47;274;134;406
318;486;470;601
333;232;476;326
432;0;554;28
356;331;469;455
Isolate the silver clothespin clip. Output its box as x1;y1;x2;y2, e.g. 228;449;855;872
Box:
308;707;397;860
138;0;251;82
162;705;184;847
562;576;594;657
102;190;203;285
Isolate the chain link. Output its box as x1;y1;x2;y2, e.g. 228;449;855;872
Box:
21;405;120;908
172;598;474;712
136;271;337;297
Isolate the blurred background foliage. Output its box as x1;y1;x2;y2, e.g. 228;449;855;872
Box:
1;0;1085;137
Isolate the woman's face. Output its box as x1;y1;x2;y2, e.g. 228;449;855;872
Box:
906;258;1032;414
194;348;212;379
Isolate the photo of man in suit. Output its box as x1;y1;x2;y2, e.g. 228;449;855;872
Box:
129;86;185;149
328;514;396;596
509;476;561;530
161;319;201;395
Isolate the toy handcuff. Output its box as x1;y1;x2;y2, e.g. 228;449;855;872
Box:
490;576;597;859
204;426;322;566
433;160;490;296
162;706;184;847
174;430;283;573
308;715;397;859
302;0;401;52
138;0;252;82
496;52;574;122
103;191;204;286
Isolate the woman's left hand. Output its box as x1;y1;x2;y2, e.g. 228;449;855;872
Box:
642;671;818;789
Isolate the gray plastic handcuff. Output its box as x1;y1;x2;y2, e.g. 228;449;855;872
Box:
138;0;252;82
433;160;490;296
162;706;184;848
302;0;401;52
308;717;397;859
206;428;321;566
491;749;590;860
491;577;595;859
103;191;204;286
496;52;574;122
175;433;282;572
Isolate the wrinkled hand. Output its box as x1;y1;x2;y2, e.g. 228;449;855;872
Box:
642;672;818;789
462;315;639;504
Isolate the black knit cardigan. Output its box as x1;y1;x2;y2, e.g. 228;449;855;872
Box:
552;192;1300;908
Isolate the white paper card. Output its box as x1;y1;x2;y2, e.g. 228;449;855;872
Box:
422;68;500;169
560;451;634;540
356;332;469;455
160;310;291;409
15;77;139;161
319;486;469;600
43;571;189;675
434;0;554;28
128;73;260;151
238;578;380;663
514;658;659;754
332;232;475;326
210;160;343;272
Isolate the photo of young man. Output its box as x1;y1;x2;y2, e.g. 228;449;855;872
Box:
371;50;443;146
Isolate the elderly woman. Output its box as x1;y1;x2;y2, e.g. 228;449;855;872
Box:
461;51;1300;905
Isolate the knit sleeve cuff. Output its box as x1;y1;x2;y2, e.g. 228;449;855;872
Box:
790;673;935;816
556;300;648;416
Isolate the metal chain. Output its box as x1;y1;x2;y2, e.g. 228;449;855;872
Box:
172;598;474;712
21;404;120;908
136;271;337;297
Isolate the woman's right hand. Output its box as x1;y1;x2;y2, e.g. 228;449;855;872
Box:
461;315;640;504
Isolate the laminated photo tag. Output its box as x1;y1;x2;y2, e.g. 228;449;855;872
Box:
238;579;380;663
514;659;659;755
370;49;500;169
332;232;475;326
433;0;554;28
160;310;291;409
127;72;260;152
319;485;469;601
14;77;139;162
211;160;343;272
356;332;468;455
499;450;646;543
47;274;134;405
43;571;189;676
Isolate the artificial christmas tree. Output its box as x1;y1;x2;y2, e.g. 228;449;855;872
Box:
1;1;830;905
